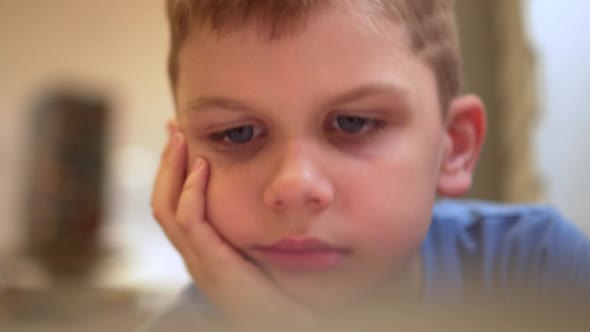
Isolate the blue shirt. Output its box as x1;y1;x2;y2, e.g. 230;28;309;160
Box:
422;200;590;302
139;200;590;331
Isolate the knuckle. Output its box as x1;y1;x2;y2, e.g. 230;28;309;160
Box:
151;203;167;223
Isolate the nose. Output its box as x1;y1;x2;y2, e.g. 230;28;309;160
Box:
263;142;334;212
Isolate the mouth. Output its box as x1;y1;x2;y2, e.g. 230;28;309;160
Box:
253;237;350;271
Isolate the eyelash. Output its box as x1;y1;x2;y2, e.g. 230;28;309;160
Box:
327;116;382;136
208;115;384;152
208;125;267;152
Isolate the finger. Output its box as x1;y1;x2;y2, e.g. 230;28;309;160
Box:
175;160;247;272
174;158;220;284
153;133;187;219
176;158;208;229
151;133;189;250
159;118;180;161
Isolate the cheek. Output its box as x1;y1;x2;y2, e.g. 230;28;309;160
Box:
342;182;432;260
336;143;439;259
205;166;264;248
185;142;264;247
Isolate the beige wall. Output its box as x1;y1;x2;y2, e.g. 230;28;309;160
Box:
0;0;184;288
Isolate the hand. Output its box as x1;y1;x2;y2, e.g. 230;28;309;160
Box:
150;128;315;330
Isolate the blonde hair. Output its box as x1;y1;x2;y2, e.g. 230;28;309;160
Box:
166;0;461;111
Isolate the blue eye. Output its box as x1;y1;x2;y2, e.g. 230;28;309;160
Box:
225;126;254;144
335;116;372;134
210;124;266;146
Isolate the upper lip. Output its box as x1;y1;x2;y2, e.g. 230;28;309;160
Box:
255;237;347;253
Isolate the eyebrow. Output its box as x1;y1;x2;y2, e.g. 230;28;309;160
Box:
325;82;410;108
182;82;411;114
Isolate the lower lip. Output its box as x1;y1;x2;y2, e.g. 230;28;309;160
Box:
254;249;348;271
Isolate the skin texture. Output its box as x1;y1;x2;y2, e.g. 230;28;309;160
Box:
152;4;486;322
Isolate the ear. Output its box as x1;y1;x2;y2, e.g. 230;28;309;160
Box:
437;95;487;197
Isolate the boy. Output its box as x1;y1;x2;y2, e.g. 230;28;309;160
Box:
143;0;590;330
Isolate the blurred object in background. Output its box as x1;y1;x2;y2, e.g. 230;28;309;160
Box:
23;87;110;285
0;1;186;330
0;1;185;297
457;0;541;203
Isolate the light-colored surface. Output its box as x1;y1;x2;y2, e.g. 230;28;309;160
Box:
526;0;590;235
0;288;153;332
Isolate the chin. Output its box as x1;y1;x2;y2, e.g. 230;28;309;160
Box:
268;269;382;313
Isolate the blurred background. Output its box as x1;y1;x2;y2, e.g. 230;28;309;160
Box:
0;0;589;331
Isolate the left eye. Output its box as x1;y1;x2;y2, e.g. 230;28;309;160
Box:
333;116;375;134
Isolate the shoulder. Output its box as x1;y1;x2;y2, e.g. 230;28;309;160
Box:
428;199;588;249
422;199;590;299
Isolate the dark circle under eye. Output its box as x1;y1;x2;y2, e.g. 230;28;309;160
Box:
337;116;368;134
225;126;254;144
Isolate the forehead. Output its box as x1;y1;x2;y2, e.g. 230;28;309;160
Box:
176;5;434;111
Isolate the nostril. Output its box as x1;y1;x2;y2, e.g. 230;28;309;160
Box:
272;198;284;209
265;183;303;210
264;178;334;212
306;195;326;209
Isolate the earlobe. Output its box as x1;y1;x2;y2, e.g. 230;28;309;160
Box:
437;95;487;197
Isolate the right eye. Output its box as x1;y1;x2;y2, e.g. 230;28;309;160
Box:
210;124;266;146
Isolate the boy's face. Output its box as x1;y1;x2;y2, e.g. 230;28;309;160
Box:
176;8;448;309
